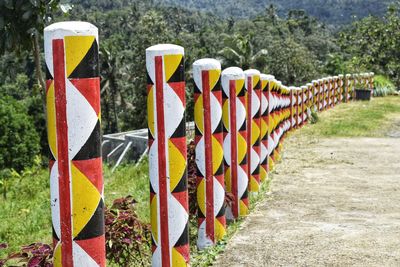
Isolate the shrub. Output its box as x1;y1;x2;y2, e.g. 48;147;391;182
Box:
105;196;151;266
373;75;396;97
0;95;40;172
0;243;52;267
187;141;198;216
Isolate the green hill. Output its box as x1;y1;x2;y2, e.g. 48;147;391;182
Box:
154;0;395;24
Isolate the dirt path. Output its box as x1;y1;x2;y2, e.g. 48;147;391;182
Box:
214;134;400;266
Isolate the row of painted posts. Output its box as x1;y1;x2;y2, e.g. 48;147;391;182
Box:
43;21;374;267
145;44;374;266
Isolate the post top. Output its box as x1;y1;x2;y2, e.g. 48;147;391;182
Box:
146;44;184;54
193;58;221;70
260;74;275;81
44;21;97;33
244;69;261;76
222;67;244;79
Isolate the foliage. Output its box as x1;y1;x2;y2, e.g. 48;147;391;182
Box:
0;195;152;267
154;0;395;25
218;34;268;70
373;75;396;97
105;196;151;267
0;0;59;53
0;74;47;160
338;5;400;87
1;243;53;267
187;141;198;216
310;108;319;124
0;95;40;173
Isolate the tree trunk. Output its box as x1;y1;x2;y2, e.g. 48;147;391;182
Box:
32;33;47;116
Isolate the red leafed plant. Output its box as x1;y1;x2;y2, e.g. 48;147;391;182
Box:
0;196;151;267
1;243;53;267
105;195;151;267
187;141;198;216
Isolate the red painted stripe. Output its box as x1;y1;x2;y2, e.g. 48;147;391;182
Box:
202;70;214;242
229;80;238;218
53;39;73;267
301;90;305;124
155;56;170;267
266;83;270;172
289;91;293;130
246;77;252;190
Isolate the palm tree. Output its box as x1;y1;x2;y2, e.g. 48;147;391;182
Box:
218;34;268;70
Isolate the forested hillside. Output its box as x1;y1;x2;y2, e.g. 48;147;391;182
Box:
155;0;396;25
0;0;399;174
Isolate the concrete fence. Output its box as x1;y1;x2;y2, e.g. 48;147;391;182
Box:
44;21;374;267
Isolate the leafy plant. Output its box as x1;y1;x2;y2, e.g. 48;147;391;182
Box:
310;108;319;124
105;196;151;266
0;243;53;267
187;141;198;216
373;75;396;97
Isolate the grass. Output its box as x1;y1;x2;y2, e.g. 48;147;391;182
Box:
302;96;400;137
0;162;150;259
0;167;51;259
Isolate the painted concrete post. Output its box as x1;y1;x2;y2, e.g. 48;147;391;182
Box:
260;74;273;182
300;86;307;125
268;78;277;171
306;83;313;122
193;59;225;250
318;79;324;111
275;85;287;159
332;76;338;106
222;67;248;220
294;87;300;127
44;22;105;267
369;72;375;97
338;74;344;103
146;44;189;267
312;80;318;111
327;77;332;109
281;86;290;140
244;70;261;193
271;81;282;161
352;73;359;100
323;78;328;110
289;87;296;129
345;74;351;102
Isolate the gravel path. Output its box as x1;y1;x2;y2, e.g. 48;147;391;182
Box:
214;134;400;266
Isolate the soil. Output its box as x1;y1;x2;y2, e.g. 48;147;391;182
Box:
214;128;400;266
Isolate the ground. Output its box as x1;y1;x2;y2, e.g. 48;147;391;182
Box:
214;98;400;266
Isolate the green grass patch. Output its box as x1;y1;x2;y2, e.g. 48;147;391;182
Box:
302;96;400;137
0;162;149;259
0;167;51;259
104;159;150;223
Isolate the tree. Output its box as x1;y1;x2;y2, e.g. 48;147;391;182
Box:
218;34;268;70
266;38;318;85
0;0;60;108
0;95;40;172
338;5;400;87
